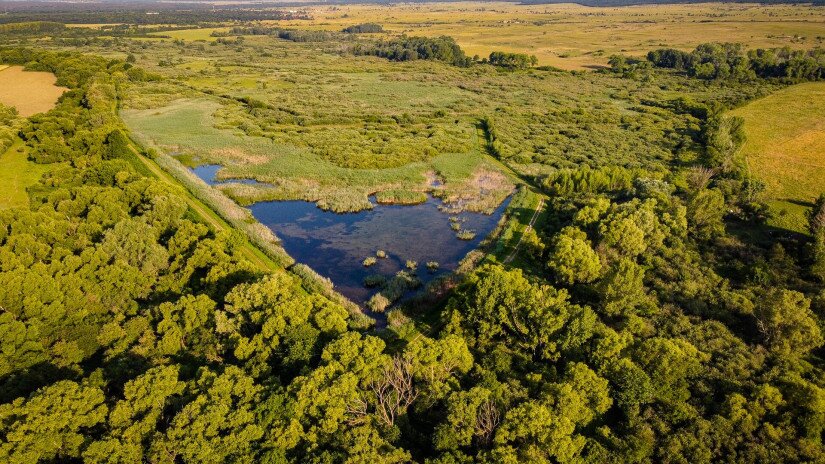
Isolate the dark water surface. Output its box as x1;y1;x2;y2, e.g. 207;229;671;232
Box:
250;197;509;304
192;164;268;186
191;164;508;305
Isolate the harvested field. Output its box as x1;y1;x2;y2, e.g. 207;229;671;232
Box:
0;66;67;117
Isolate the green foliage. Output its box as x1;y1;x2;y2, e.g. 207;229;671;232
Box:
648;43;825;82
222;26;336;43
343;23;384;34
353;35;472;67
754;289;823;356
0;381;107;463
702;115;746;171
2;24;825;464
687;188;727;240
547;226;602;285
488;51;538;69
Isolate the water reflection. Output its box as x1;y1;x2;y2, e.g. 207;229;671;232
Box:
249;197;509;304
190;163;508;305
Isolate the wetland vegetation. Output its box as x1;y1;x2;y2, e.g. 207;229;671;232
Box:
0;2;824;463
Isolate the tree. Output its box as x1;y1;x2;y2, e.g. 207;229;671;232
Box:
447;265;580;362
688;188;726;240
600;216;647;257
809;194;825;236
434;387;499;451
83;366;184;463
162;366;263;463
547;227;602;285
808;194;825;281
598;258;654;318
633;338;707;410
754;289;823;356
0;381;107;463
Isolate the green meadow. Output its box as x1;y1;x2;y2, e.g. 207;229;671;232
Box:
117;34;714;214
731;82;825;233
0;139;50;209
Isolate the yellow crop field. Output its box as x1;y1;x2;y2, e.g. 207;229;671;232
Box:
278;2;825;70
731;82;825;233
0;66;68;117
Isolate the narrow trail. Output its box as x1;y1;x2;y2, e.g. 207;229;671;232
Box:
503;198;544;264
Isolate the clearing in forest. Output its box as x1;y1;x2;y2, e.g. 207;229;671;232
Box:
0;139;50;209
0;66;67;117
731;81;825;233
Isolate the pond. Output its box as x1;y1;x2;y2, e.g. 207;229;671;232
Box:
191;164;269;186
250;197;509;305
191;164;509;306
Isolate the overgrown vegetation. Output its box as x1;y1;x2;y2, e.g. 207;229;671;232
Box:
646;43;825;81
343;23;384;34
1;6;825;463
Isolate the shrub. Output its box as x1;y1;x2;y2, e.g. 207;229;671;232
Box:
456;230;476;240
367;293;391;312
363;274;387;288
343;23;383;34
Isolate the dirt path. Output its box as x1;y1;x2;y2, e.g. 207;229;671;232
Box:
503;198;544;264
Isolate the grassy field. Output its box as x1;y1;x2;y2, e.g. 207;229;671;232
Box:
122;98;509;213
731;82;825;233
113;26;728;212
272;2;825;70
0;66;68;117
150;27;231;41
0;139;50;209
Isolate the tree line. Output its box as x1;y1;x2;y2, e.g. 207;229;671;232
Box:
646;43;825;81
352;35;473;67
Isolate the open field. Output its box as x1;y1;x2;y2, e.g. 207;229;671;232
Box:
150;27;231;41
0;139;50;209
123;98;509;213
0;66;67;117
111;26;761;213
731;82;825;233
271;2;825;70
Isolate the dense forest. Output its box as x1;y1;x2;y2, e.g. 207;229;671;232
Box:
0;25;824;464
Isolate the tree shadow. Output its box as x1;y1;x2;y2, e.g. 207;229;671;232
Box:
0;362;80;403
782;197;815;208
101;352;153;398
